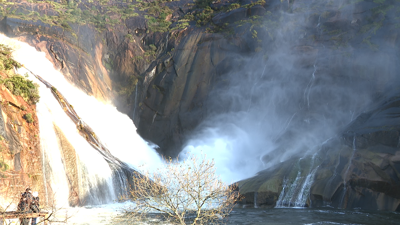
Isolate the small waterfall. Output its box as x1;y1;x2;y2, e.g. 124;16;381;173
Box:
294;152;319;207
275;149;321;208
339;136;357;208
275;170;302;208
275;178;288;207
254;192;258;208
132;82;138;121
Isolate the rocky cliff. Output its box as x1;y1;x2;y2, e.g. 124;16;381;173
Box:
0;0;400;211
238;89;400;211
0;47;44;209
0;0;273;156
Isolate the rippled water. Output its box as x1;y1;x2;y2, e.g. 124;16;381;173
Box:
45;205;400;225
226;208;400;225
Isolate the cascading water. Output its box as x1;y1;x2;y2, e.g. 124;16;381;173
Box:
275;138;330;208
293;152;319;207
275;170;302;208
0;34;163;206
179;1;368;186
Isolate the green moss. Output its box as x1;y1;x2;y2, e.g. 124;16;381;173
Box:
258;176;282;193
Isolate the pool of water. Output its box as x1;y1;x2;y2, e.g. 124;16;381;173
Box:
45;204;400;225
226;208;400;225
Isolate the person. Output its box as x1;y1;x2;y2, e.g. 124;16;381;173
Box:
17;188;34;225
31;191;40;225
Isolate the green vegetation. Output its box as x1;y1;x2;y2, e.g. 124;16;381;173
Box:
2;75;40;105
0;0;139;34
144;44;157;61
138;0;173;32
195;0;213;9
196;6;214;26
117;76;138;96
0;156;9;172
23;113;34;123
0;44;21;71
125;34;134;42
0;44;40;105
243;0;265;8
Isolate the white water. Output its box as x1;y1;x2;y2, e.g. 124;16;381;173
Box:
275;170;302;208
0;34;163;206
294;152;319;207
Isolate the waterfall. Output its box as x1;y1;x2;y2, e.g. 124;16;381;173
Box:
294;153;319;207
0;34;163;206
275;170;302;208
275;147;322;208
254;192;258;208
275;178;288;207
132;82;138;121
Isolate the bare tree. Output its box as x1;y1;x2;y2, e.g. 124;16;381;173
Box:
119;155;240;225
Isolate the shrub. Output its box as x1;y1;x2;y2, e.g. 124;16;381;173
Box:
120;155;239;224
228;3;241;11
61;21;71;30
0;44;21;71
23;113;34;123
196;0;213;8
3;75;40;105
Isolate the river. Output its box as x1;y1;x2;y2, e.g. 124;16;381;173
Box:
48;205;400;225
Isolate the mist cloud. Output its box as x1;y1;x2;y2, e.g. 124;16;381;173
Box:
180;0;399;183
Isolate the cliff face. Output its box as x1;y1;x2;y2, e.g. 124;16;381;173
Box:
0;0;271;156
238;91;400;211
0;64;43;209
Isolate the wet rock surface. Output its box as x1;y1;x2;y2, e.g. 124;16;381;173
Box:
238;91;400;211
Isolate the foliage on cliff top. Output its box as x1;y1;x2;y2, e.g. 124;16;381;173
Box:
0;44;20;71
2;74;40;105
0;44;40;105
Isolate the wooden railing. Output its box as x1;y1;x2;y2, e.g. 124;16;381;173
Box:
0;211;48;224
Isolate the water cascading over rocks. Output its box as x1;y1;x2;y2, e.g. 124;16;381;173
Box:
4;35;163;206
179;0;400;210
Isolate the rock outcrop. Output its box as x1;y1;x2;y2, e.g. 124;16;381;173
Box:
238;90;400;211
0;68;43;208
